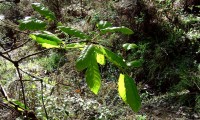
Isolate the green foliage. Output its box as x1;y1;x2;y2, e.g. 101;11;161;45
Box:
2;0;200;119
123;43;138;51
100;26;134;35
18;3;141;112
85;50;101;94
96;52;106;65
127;59;144;68
64;43;85;49
58;26;90;40
118;74;141;112
96;20;112;29
99;46;127;69
30;31;62;48
128;1;200;113
32;3;56;20
75;45;95;71
19;17;46;30
9;99;28;111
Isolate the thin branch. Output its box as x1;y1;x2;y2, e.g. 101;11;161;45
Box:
0;84;9;100
1;48;49;113
0;83;25;112
16;79;41;82
19;68;43;80
41;80;49;119
0;52;16;64
0;42;12;58
2;39;30;54
80;0;83;16
0;52;27;109
19;68;49;119
17;49;49;63
15;63;27;109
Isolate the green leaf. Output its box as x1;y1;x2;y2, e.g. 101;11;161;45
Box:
64;43;85;49
85;52;101;94
101;26;134;35
30;31;62;48
118;74;141;112
19;17;46;30
96;21;112;30
10;99;29;110
123;43;138;50
32;3;56;20
76;45;95;71
96;52;105;65
100;46;127;68
58;26;90;40
127;59;144;67
76;45;101;94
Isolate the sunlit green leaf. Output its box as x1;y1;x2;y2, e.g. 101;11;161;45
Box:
76;45;101;94
85;52;101;94
30;31;62;48
101;26;134;35
58;26;90;40
127;59;144;67
123;43;138;50
32;3;56;20
41;43;60;48
100;46;127;68
19;17;46;30
76;45;95;71
96;52;105;65
118;74;141;112
96;21;112;30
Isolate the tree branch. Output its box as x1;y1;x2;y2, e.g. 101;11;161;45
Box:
19;68;48;119
0;52;26;109
17;49;49;63
2;39;30;54
0;52;16;64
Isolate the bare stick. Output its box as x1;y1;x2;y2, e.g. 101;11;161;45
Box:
2;39;30;54
17;49;49;63
15;63;27;109
19;68;49;119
